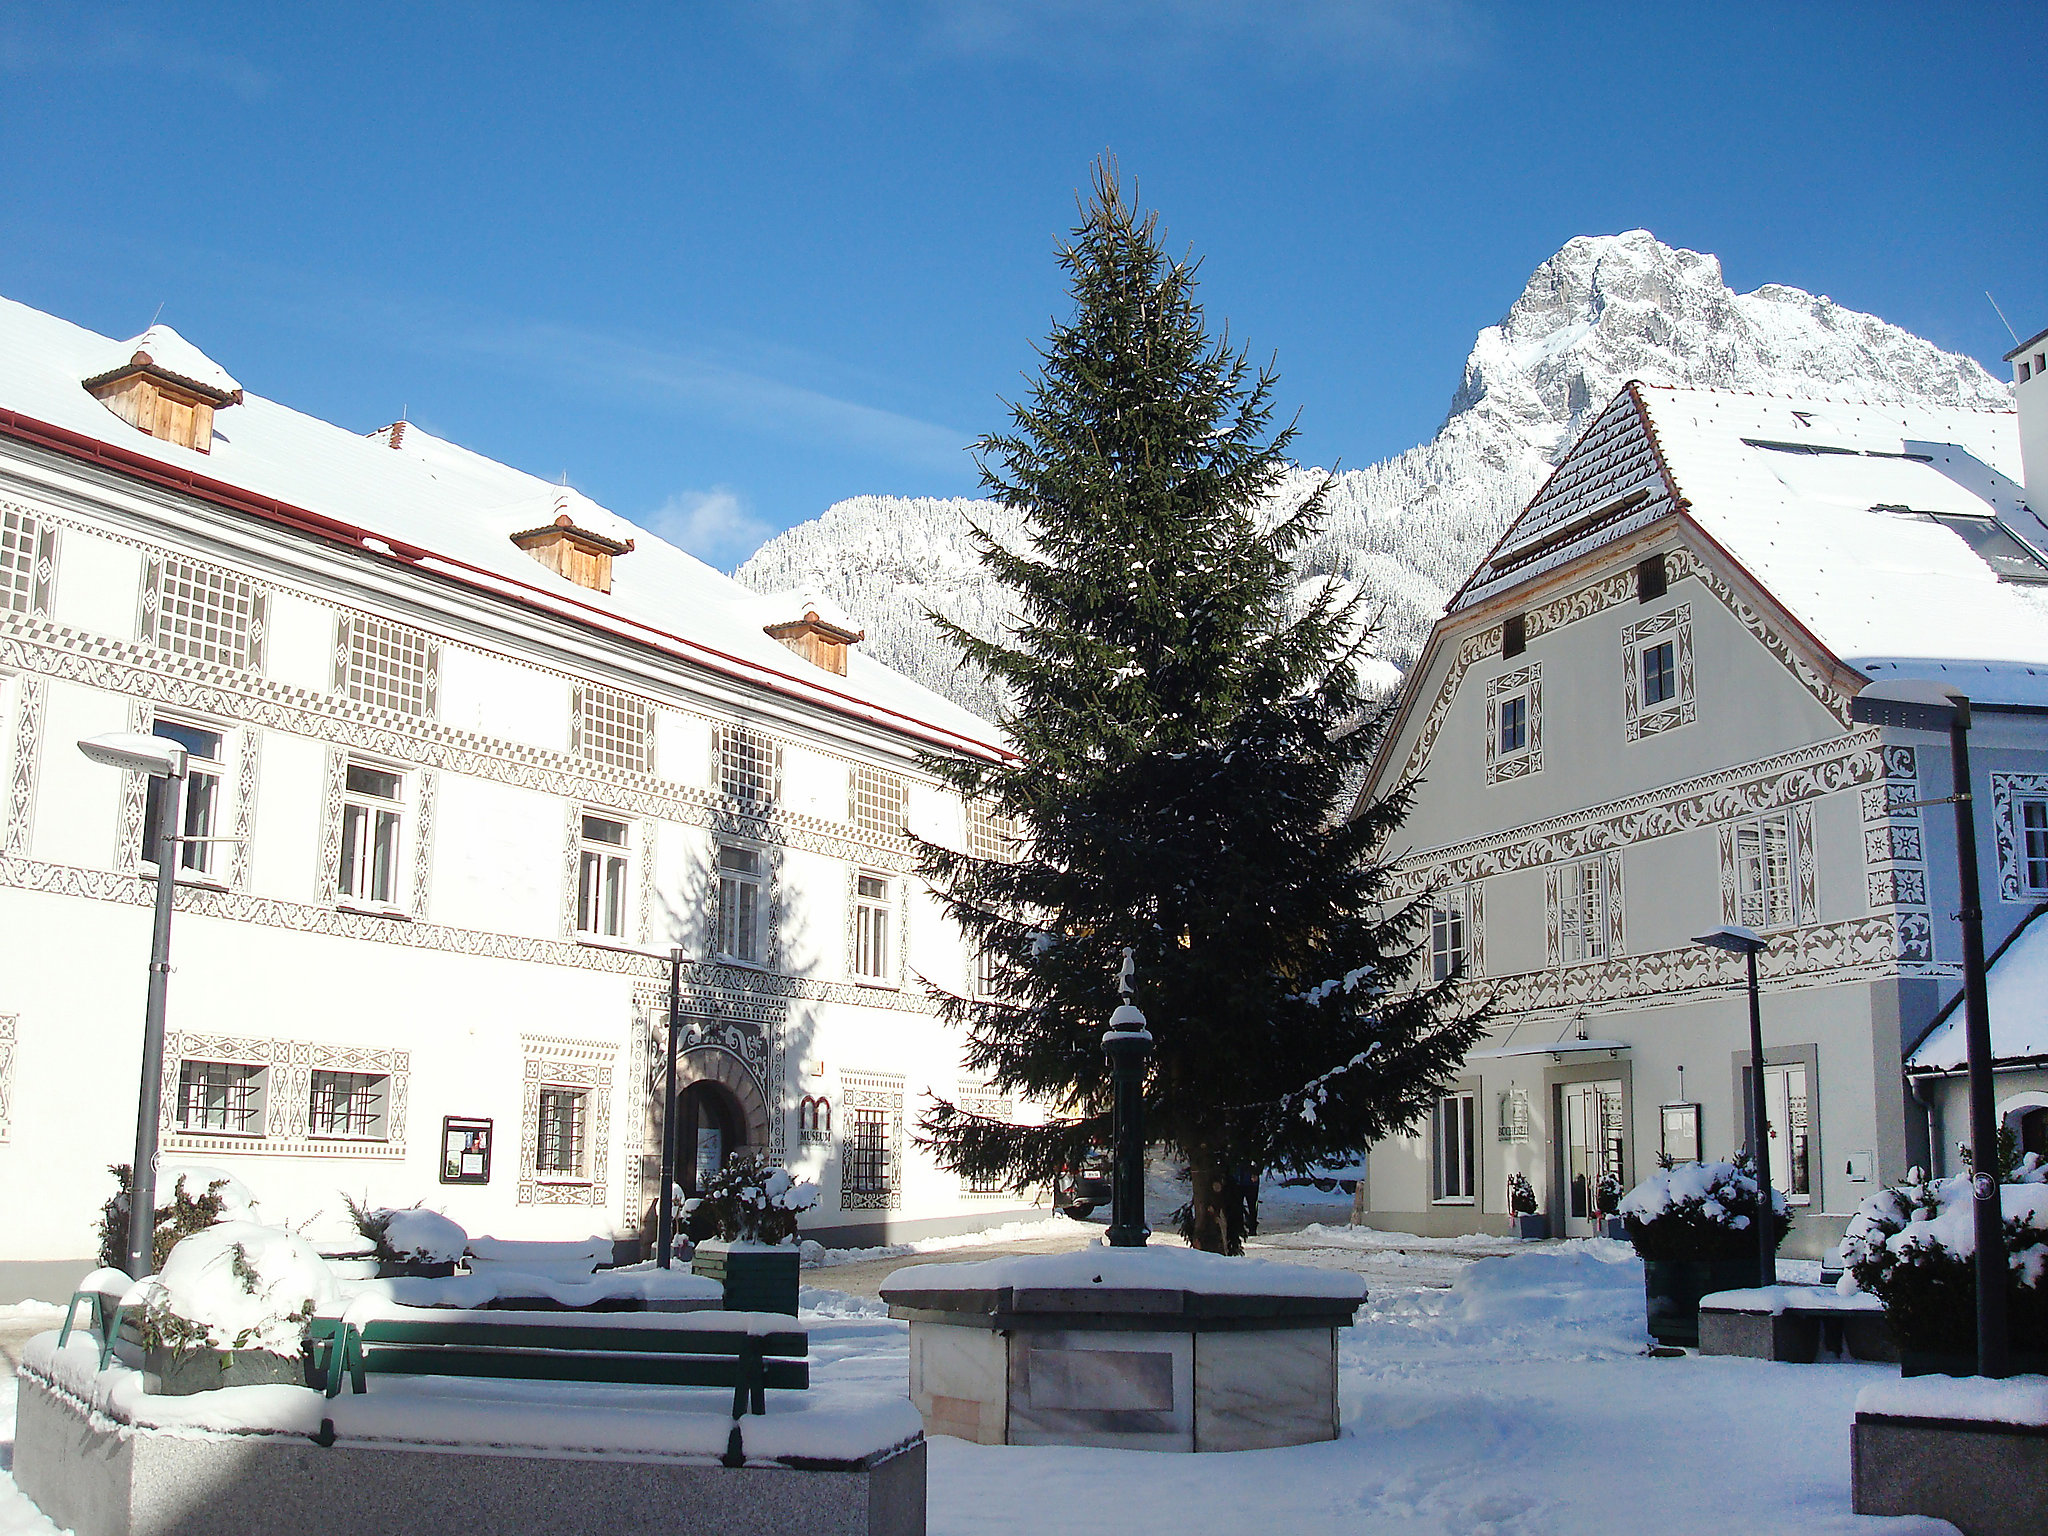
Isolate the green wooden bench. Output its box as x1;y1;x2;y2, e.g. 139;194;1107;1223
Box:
56;1288;130;1371
309;1309;809;1430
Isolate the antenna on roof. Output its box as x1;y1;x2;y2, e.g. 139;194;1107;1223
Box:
148;300;165;328
1987;292;2021;347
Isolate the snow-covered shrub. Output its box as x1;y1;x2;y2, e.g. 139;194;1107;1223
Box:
1507;1173;1538;1217
342;1195;467;1265
138;1221;339;1360
1840;1164;2048;1357
1595;1171;1624;1217
97;1165;236;1272
1618;1156;1790;1261
685;1156;818;1245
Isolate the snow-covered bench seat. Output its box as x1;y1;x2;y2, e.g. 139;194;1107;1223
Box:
1696;1284;1894;1363
1852;1375;2048;1536
342;1261;723;1313
13;1325;925;1536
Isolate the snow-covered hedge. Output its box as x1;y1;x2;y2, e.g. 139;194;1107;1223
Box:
1840;1163;2048;1357
139;1221;340;1358
1617;1157;1790;1261
686;1157;817;1245
344;1197;468;1265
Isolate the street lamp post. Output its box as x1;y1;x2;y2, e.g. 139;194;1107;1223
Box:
1693;924;1776;1289
1850;680;2007;1379
77;732;190;1280
1103;949;1152;1248
657;947;685;1268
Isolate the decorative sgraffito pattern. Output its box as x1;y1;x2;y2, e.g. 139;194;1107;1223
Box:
0;1014;15;1142
1484;663;1543;784
1862;744;1933;962
156;1029;410;1160
838;1069;905;1211
1467;883;1486;977
4;674;44;858
1990;772;2048;904
1620;603;1697;742
518;1033;615;1207
955;1077;1014;1196
1605;849;1626;958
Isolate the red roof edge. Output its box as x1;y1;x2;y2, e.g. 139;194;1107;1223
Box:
0;406;1012;763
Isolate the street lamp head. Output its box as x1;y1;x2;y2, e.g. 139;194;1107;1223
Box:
1693;924;1767;955
77;731;187;778
1849;677;1970;733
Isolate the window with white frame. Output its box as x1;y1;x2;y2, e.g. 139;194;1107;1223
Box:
575;684;653;775
1499;694;1528;755
575;812;631;939
2018;796;2048;897
339;613;436;717
974;941;1011;999
718;724;779;806
1559;857;1607;963
852;871;893;981
967;800;1020;862
1642;640;1677;707
141;719;226;877
176;1058;267;1135
850;765;906;840
338;762;405;907
714;844;765;963
149;555;262;669
1485;664;1542;783
1762;1062;1813;1204
0;504;50;616
1432;1090;1477;1202
1734;812;1797;930
535;1086;588;1178
1430;891;1467;982
307;1069;389;1140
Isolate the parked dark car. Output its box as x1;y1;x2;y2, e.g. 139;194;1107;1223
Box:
1052;1147;1113;1218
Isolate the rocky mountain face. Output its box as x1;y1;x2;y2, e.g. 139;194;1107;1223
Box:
737;231;2011;720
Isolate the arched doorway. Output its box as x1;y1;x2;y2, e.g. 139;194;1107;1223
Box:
678;1080;747;1195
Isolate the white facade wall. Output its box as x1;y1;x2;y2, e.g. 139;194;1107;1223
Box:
0;444;1041;1271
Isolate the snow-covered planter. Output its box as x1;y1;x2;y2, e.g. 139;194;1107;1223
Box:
1507;1173;1547;1240
1840;1164;2048;1373
135;1221;339;1394
686;1158;818;1316
96;1163;254;1273
1619;1157;1789;1346
345;1196;468;1277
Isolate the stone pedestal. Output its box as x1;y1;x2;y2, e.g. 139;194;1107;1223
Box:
1853;1412;2048;1535
883;1276;1358;1453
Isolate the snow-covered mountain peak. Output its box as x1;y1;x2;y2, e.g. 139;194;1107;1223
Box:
738;232;2010;717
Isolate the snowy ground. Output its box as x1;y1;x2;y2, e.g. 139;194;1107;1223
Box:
0;1233;1950;1536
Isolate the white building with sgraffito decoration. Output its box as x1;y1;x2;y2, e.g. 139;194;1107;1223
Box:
1355;374;2048;1257
0;294;1038;1297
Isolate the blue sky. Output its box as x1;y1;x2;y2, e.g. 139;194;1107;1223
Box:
2;3;2043;570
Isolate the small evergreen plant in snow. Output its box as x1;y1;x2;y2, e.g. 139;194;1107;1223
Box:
1507;1173;1539;1217
914;160;1488;1253
1841;1160;2048;1357
97;1164;229;1273
343;1193;468;1265
1617;1155;1790;1261
685;1156;818;1245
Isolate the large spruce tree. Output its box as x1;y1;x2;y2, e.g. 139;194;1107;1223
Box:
917;163;1485;1252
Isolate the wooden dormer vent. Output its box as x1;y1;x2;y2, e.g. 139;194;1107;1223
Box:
81;326;243;455
765;609;865;676
509;513;635;593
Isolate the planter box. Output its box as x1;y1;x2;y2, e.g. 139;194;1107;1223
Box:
143;1346;306;1396
1511;1214;1548;1241
1599;1217;1628;1241
1854;1412;2048;1535
1641;1258;1760;1348
376;1259;459;1279
1901;1348;2048;1378
693;1240;801;1316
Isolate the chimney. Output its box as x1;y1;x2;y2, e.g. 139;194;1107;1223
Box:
82;325;242;454
509;504;634;593
2009;324;2048;513
765;607;864;676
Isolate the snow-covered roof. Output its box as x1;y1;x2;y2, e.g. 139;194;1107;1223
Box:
0;295;1003;757
1908;911;2048;1071
1456;383;2048;704
88;323;243;401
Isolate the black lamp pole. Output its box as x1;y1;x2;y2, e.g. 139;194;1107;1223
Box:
1692;925;1776;1290
657;947;684;1268
1104;949;1152;1248
1850;684;2007;1378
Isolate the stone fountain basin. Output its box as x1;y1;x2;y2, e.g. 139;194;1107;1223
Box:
880;1246;1364;1453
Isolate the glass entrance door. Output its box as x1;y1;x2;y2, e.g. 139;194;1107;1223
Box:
1560;1080;1626;1237
1761;1063;1812;1205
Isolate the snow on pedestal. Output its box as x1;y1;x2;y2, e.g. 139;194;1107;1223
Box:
880;1244;1365;1453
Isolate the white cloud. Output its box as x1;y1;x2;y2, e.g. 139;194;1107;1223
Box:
646;486;777;570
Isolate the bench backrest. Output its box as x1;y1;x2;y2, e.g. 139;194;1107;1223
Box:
313;1314;808;1417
